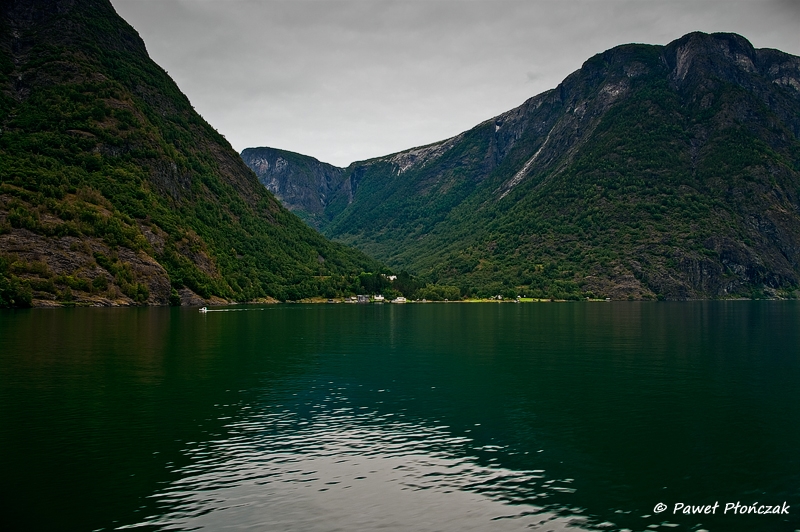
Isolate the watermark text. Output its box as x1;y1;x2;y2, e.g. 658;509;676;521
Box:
653;501;789;516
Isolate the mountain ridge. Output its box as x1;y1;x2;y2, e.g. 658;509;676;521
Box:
0;0;381;307
243;31;800;300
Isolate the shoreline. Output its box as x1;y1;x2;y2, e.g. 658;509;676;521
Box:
18;295;791;309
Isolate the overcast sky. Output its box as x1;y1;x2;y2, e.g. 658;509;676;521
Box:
110;0;799;167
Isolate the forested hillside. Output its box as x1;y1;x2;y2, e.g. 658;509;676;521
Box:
245;32;800;300
0;0;380;307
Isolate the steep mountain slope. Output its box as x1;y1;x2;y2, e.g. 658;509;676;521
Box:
244;32;800;300
240;147;346;229
0;0;379;307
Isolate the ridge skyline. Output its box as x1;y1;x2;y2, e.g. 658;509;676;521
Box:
112;0;800;167
242;29;800;300
243;30;799;167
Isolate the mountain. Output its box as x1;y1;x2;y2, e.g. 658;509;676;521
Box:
0;0;381;307
243;32;800;300
240;147;346;230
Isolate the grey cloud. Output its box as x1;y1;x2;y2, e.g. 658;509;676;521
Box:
113;0;800;167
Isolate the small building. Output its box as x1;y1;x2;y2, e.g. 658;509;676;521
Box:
357;294;369;303
374;295;385;302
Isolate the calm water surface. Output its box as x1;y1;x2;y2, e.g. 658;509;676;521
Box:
1;302;799;531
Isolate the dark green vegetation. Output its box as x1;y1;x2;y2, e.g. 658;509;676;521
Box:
0;0;381;307
245;33;800;300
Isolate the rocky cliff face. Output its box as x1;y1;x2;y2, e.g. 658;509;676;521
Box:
240;147;346;229
0;0;378;307
243;32;800;300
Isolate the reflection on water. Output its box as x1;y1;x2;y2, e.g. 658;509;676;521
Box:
128;389;582;531
2;302;800;532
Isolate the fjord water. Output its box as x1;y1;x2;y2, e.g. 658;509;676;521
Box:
1;303;799;532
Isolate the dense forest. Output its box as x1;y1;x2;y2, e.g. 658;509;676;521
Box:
0;0;383;307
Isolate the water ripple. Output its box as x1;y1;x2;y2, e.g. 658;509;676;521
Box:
122;390;592;531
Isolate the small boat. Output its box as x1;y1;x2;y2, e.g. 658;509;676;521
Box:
199;307;208;313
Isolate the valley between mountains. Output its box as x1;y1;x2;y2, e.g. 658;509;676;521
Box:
1;0;799;306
